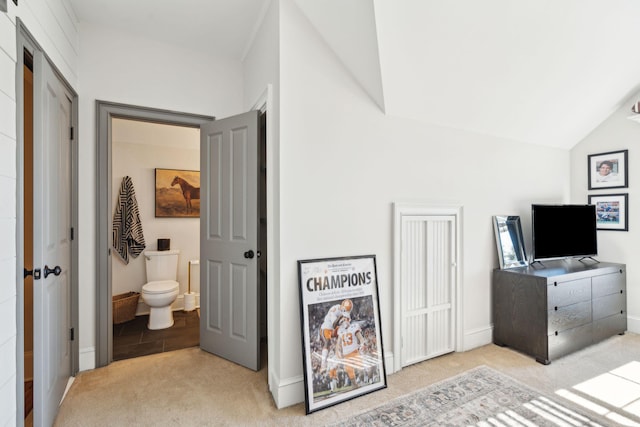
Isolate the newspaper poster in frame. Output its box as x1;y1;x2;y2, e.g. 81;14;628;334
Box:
298;254;387;414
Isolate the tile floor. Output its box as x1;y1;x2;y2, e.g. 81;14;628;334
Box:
112;310;200;361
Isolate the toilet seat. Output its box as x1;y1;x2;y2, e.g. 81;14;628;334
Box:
142;280;179;294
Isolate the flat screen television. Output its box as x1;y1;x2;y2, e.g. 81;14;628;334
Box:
531;204;598;261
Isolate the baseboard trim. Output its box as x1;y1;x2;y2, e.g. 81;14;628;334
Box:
79;346;95;371
463;325;493;351
384;351;395;375
626;315;640;334
270;371;304;409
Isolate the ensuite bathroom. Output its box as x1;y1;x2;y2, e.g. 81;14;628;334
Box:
111;118;202;361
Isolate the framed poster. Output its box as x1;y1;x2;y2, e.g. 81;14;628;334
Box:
155;168;200;217
588;150;628;190
589;193;628;231
298;255;387;414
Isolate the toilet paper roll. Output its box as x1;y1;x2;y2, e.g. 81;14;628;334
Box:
184;292;196;312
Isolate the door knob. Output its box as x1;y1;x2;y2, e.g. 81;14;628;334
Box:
24;268;33;279
244;250;255;259
44;265;62;278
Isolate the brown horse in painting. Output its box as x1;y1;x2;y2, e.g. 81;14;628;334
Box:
171;176;200;213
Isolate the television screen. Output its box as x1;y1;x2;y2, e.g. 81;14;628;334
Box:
532;204;598;260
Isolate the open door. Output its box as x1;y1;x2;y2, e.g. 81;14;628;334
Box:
200;111;260;370
32;50;72;426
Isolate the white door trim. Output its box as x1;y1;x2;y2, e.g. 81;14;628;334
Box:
392;202;463;373
250;85;277;393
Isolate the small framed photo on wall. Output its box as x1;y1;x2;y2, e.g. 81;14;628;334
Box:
588;193;628;231
588;150;628;190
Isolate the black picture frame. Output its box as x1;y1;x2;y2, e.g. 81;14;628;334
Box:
589;193;629;231
588;149;628;190
297;255;387;414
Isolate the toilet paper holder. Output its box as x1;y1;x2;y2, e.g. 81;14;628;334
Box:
187;259;199;294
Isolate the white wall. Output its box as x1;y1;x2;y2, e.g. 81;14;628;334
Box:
0;10;18;423
77;23;243;370
111;120;200;305
0;0;79;424
241;0;283;403
571;95;640;333
271;1;571;406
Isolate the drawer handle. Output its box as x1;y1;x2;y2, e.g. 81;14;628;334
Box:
554;306;558;311
554;282;558;286
555;331;558;336
621;290;624;294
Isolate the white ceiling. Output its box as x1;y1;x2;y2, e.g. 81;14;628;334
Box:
68;0;640;150
67;0;270;60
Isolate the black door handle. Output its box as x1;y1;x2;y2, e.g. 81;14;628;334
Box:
44;265;62;278
244;250;255;259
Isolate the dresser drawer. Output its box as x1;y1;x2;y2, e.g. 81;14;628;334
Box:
593;272;625;298
593;292;626;320
548;278;591;307
548;323;593;361
548;301;591;334
593;313;626;343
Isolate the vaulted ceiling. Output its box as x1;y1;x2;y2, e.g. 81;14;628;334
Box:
69;0;640;149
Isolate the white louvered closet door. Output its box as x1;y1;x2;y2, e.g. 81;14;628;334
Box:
400;215;456;367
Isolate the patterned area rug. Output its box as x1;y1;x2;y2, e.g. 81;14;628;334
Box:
329;366;615;427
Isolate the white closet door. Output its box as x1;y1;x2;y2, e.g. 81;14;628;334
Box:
400;215;455;367
33;50;72;426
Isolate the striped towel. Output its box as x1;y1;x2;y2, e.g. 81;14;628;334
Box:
113;176;146;264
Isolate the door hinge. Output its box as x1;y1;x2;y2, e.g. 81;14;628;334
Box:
70;126;74;140
70;227;74;240
70;327;75;341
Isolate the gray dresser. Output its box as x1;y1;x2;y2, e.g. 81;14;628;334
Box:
492;259;626;364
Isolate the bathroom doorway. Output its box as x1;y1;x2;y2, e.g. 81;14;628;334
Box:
98;104;269;366
110;118;202;360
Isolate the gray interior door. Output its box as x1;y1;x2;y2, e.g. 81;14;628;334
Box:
32;51;72;426
200;110;260;371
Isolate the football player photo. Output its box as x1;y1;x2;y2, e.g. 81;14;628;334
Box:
298;255;386;414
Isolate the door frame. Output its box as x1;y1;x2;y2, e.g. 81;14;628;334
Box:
392;203;463;373
95;101;214;366
16;19;80;424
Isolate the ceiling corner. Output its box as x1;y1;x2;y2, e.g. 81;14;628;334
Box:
294;0;385;112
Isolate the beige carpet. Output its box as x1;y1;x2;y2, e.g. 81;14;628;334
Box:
54;333;640;426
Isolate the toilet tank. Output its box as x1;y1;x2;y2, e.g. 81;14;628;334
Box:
144;250;180;282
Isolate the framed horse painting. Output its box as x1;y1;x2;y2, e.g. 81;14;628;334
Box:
155;168;200;217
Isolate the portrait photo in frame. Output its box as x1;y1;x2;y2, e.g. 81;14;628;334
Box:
588;149;628;190
155;168;200;217
589;193;628;231
297;255;387;414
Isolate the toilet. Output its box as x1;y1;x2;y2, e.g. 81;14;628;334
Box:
141;250;180;330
